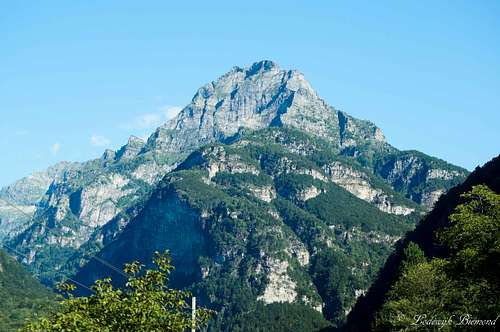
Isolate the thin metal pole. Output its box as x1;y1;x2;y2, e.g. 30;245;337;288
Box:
191;296;196;332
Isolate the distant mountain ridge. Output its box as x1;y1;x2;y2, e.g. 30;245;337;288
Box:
0;162;79;241
0;60;469;329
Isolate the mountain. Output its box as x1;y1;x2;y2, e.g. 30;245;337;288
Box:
0;162;78;241
73;126;424;329
3;60;468;328
345;155;500;331
0;248;54;331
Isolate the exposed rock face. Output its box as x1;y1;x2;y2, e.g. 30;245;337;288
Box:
78;174;133;228
297;186;322;202
115;136;145;161
147;60;384;155
374;153;467;209
132;162;173;185
426;168;463;180
247;185;276;203
201;146;260;179
0;162;78;241
324;162;414;215
0;205;36;241
420;189;446;210
288;240;310;266
101;149;116;162
0;162;76;206
257;258;297;304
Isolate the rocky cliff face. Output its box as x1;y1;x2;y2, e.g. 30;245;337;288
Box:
0;162;78;241
4;61;468;327
324;161;415;215
373;151;467;209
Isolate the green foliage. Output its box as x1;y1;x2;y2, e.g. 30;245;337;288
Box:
438;184;500;277
374;185;500;331
374;258;453;331
272;198;331;249
305;183;415;235
310;249;353;326
167;170;229;210
0;249;54;332
399;241;426;272
22;251;214;332
24;244;79;286
213;172;273;188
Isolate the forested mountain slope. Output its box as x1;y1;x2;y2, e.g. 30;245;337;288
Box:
346;155;500;331
0;249;54;331
73;127;459;330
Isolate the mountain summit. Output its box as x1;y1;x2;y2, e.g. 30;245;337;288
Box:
147;60;384;155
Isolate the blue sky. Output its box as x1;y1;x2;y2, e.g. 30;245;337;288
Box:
1;1;499;187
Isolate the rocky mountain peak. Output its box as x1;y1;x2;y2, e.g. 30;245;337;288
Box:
127;135;145;146
246;59;279;73
146;60;382;156
100;149;116;162
115;135;145;161
225;60;281;79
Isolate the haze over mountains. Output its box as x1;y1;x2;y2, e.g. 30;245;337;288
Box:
0;61;469;330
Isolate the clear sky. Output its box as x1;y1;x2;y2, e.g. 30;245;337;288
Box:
1;1;499;187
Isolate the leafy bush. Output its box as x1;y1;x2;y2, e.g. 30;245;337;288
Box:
22;251;214;332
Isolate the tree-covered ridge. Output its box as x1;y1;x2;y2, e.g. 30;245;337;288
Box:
184;127;426;210
233;127;467;209
346;155;500;331
374;185;500;331
0;249;54;332
72;127;423;330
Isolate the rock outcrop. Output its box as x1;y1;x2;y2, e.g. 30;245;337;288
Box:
0;162;78;241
